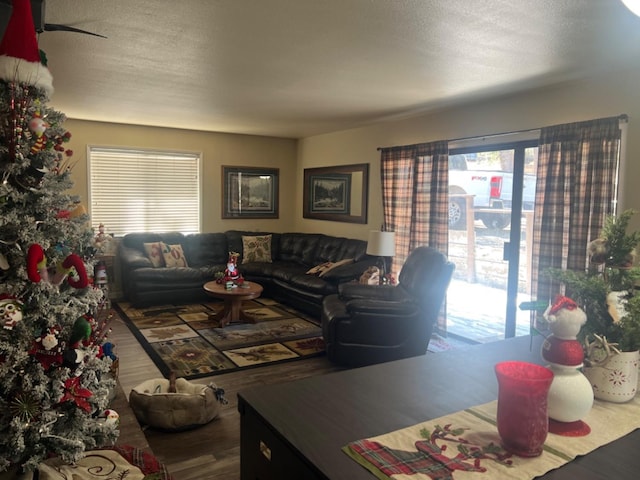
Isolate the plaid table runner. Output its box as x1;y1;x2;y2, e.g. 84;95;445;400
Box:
344;395;640;479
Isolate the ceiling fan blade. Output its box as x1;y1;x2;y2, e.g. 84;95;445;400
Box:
44;23;106;38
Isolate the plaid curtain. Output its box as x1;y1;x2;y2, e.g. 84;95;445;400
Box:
379;141;449;275
532;116;621;304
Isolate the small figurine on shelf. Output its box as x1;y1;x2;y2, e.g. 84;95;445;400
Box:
93;223;114;254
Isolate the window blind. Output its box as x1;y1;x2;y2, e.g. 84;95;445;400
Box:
88;147;201;236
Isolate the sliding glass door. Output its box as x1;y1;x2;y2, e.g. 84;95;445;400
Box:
446;141;538;343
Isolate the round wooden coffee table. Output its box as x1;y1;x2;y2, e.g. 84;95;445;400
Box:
203;280;264;327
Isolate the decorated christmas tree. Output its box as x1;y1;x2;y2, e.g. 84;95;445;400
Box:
0;0;118;472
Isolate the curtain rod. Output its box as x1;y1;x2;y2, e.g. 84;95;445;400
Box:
376;114;628;151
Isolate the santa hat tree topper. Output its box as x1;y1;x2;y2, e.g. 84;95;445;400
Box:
0;0;53;96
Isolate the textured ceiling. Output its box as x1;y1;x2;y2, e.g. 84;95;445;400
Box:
35;0;640;139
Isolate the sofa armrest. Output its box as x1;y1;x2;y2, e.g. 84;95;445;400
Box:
338;283;403;302
345;298;419;317
119;245;153;269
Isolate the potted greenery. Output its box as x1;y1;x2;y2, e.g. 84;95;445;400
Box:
548;209;640;402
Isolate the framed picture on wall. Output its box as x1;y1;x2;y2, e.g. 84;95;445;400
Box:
303;163;368;223
308;173;351;214
222;166;279;218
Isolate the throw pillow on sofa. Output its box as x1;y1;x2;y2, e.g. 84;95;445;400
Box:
306;258;354;277
242;235;272;263
306;262;332;275
161;243;189;268
318;258;354;277
143;242;165;268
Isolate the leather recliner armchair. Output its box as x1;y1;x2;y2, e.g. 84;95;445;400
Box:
321;246;455;367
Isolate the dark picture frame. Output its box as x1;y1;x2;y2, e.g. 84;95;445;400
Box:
222;166;279;219
303;163;369;223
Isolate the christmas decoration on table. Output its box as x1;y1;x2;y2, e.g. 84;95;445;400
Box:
548;210;640;356
0;0;118;473
548;210;640;404
541;295;593;436
216;251;243;284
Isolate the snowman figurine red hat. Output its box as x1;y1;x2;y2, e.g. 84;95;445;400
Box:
0;0;53;96
541;295;586;367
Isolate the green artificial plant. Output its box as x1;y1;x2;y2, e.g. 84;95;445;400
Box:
548;209;640;355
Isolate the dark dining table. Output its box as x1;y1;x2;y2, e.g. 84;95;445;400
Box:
237;334;640;480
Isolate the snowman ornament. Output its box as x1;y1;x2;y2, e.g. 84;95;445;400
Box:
541;295;594;436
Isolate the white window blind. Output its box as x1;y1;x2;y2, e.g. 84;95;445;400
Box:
89;147;201;236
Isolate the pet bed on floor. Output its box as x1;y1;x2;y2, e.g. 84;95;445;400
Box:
129;376;227;431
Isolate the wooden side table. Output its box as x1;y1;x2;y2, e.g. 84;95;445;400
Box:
203;281;264;327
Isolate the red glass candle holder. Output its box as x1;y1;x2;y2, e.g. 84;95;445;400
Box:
495;361;554;457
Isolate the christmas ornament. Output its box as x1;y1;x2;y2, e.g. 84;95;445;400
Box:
26;243;90;288
27;243;48;282
58;377;93;413
541;295;593;436
100;409;120;428
29;325;64;370
10;391;41;423
0;293;24;330
70;315;92;348
0;0;54;96
28;114;48;136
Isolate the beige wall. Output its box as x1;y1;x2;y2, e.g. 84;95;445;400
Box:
296;63;640;241
65;120;298;234
66;63;640;240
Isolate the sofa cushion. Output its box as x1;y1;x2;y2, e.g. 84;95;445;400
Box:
313;235;368;264
161;243;189;268
242;235;273;263
130;266;217;286
184;233;228;268
285;272;339;296
143;242;165;268
278;233;321;264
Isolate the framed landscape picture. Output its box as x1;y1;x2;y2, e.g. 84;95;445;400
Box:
222;166;279;219
303;163;368;223
309;173;351;214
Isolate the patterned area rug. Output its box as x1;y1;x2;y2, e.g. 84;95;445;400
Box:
114;298;325;380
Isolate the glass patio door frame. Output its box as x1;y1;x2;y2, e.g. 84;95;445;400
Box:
449;138;538;339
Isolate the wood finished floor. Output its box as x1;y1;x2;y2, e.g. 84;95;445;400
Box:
110;308;344;480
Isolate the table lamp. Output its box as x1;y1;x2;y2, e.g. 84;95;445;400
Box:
366;231;396;283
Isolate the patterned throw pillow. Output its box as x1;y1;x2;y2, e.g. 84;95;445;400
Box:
242;235;272;264
143;242;165;268
161;243;189;268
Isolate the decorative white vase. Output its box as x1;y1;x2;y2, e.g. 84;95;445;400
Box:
547;364;594;422
583;350;640;403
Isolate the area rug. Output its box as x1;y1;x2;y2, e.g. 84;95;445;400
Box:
114;298;325;380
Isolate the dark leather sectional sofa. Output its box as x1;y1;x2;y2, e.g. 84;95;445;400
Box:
118;230;377;317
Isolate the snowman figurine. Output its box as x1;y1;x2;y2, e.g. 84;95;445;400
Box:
541;295;594;436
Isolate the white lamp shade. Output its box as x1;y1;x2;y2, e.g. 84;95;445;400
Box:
366;231;396;257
